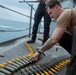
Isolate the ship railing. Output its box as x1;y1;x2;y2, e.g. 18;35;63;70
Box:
0;1;43;37
0;0;75;44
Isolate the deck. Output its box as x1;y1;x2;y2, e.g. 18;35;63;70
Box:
0;34;70;75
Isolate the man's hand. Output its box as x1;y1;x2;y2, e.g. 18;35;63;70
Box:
30;47;43;61
30;52;41;61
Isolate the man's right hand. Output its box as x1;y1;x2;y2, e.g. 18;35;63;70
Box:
30;52;41;61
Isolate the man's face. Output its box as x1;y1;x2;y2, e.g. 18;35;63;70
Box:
47;6;58;20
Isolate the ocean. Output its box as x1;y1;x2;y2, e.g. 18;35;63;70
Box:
0;18;56;43
0;18;30;43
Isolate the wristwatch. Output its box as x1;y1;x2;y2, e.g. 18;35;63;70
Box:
37;50;45;56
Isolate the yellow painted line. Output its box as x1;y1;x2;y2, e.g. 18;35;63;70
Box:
25;43;34;57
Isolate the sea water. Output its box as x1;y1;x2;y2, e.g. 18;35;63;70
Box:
0;18;56;43
0;18;31;43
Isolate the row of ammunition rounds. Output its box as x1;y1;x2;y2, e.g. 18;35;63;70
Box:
0;57;36;75
19;58;70;75
0;55;70;75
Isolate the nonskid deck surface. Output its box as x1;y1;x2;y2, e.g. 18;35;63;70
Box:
0;34;70;75
0;36;29;63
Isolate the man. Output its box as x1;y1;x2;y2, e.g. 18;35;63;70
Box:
27;0;51;45
30;0;76;75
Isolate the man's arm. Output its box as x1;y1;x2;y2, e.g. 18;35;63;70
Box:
40;27;66;52
30;27;66;61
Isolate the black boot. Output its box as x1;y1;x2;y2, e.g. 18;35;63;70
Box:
27;39;35;43
27;35;36;43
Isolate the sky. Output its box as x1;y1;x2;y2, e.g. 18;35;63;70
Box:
0;0;38;23
0;0;74;23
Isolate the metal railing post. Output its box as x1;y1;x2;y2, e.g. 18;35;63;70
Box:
29;4;33;37
38;22;41;33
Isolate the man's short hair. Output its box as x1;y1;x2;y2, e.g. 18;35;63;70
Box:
45;0;61;9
